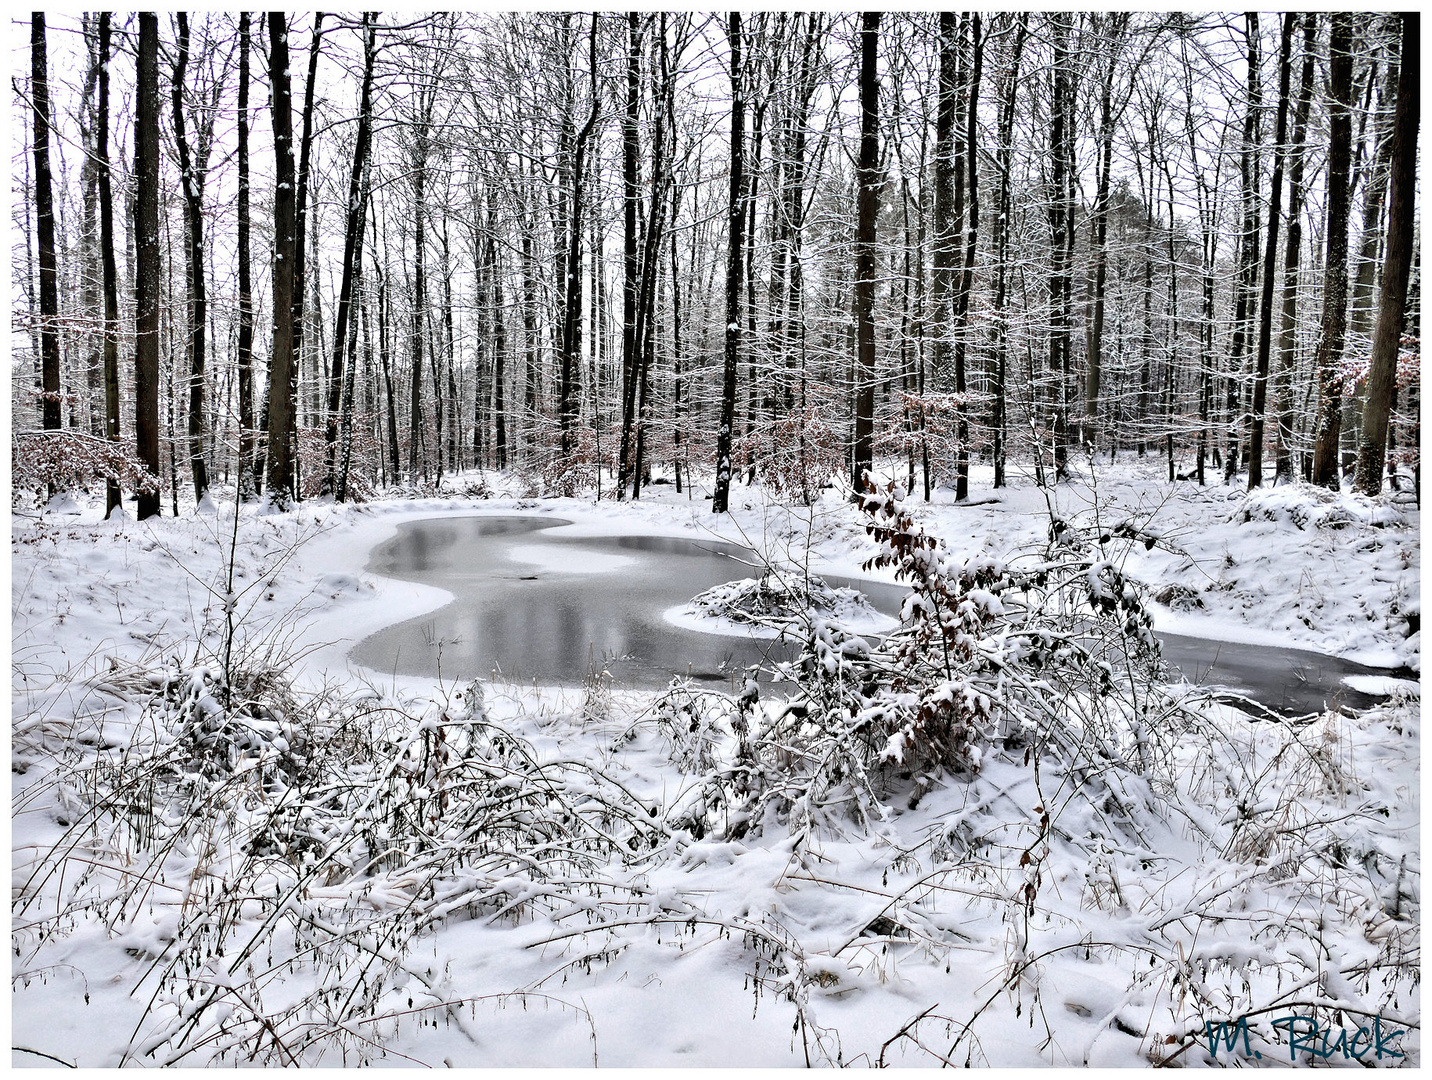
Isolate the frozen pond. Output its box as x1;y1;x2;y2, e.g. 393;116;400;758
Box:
351;514;1393;714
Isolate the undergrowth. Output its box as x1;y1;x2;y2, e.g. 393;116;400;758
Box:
12;484;1420;1066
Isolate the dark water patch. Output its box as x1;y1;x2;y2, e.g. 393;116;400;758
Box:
351;515;1397;713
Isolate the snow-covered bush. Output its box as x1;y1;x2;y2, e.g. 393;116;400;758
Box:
658;475;1173;841
690;572;878;628
14;667;667;1065
12;429;158;505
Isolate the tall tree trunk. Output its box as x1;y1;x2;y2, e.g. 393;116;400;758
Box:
236;13;257;500
1309;14;1356;488
31;14;61;439
556;15;599;490
1355;13;1419;495
617;12;642;497
1083;15;1129;453
630;15;673;501
1161;159;1179;481
740;67;764;488
952;14;983;501
78;26;102;439
96;13;123;516
439;222;457;478
1247;14;1295;490
1182;43;1218;486
171;14;210;506
991;15;1028;489
265;12;299;508
373;252;400;484
485;196;509;471
290;13;324;479
1224;12;1261;483
1274;14;1317;484
1046;13;1076;480
787;16;820;501
931;12;958;400
408;127;429;482
446;261;459;471
323;12;375;498
671;209;685;493
133;13;162;518
711;12;745;514
335;261;363;501
850;12;880;497
521;215;539;464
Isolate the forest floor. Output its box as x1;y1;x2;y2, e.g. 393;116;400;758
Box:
10;457;1421;1067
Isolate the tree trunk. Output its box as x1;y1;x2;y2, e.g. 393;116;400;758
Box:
711;12;745;514
521;208;539;464
323;12;375;498
77;25;102;438
1224;12;1261;484
931;12;957;399
1247;15;1295;490
557;15;600;489
290;13;324;480
1355;13;1419;494
489;205;509;470
31;14;61;440
96;13;123;516
850;12;880;497
335;261;362;501
236;13;257;501
408;127;429;483
991;15;1028;489
1309;14;1356;488
133;13;162;518
171;14;211;506
953;15;983;501
264;12;299;508
374;254;400;484
630;15;673;501
1046;13;1076;480
1083;15;1129;453
617;12;642;497
1274;14;1317;484
1181;41;1218;486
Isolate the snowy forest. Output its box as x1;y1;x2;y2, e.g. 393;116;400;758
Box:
11;11;1422;1068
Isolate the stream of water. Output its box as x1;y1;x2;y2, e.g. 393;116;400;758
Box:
349;514;1391;714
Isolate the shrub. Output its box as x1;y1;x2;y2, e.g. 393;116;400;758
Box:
12;429;159;504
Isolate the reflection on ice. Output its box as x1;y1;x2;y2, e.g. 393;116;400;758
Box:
353;514;1391;712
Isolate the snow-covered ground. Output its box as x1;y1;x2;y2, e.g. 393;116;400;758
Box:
11;461;1420;1067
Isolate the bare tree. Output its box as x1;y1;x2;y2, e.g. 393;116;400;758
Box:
557;14;599;488
711;12;745;514
170;13;221;505
30;14;61;438
1309;14;1356;488
236;12;257;500
134;12;163;519
990;14;1029;489
1045;12;1077;480
323;12;377;499
1355;13;1419;495
1274;13;1317;484
850;12;880;496
1224;12;1261;484
1246;14;1295;490
96;13;123;516
265;12;299;508
1082;14;1131;454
